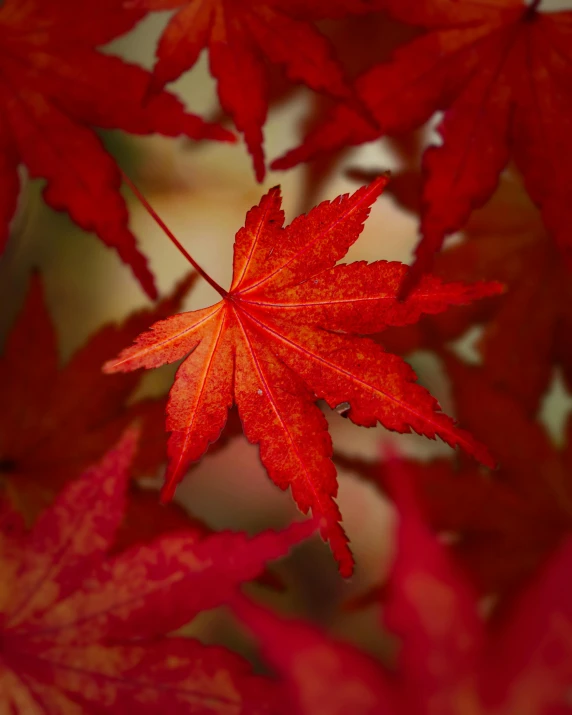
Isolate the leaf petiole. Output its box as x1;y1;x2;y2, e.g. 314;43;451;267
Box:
120;169;228;298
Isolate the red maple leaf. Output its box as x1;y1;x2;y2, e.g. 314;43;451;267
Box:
273;0;572;291
294;21;423;216
237;451;572;714
419;352;572;597
0;272;203;548
0;428;313;713
442;174;572;416
0;0;234;298
133;0;384;181
180;10;419;212
104;176;501;576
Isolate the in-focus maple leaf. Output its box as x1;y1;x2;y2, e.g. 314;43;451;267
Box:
237;451;572;715
0;428;314;713
0;271;202;546
134;0;384;181
104;176;501;576
0;0;234;298
273;0;572;291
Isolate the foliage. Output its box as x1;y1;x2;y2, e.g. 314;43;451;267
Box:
1;0;571;712
104;175;499;575
238;454;572;714
0;429;311;712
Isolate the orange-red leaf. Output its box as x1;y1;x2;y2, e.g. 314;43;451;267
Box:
105;177;501;576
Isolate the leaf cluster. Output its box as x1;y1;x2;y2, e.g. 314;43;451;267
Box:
2;0;572;712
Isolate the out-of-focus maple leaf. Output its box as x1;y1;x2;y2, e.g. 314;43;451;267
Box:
237;451;572;715
450;179;572;415
296;20;422;216
0;271;202;546
0;0;234;298
274;0;572;291
0;428;314;713
105;176;501;576
183;10;419;211
420;352;572;598
133;0;387;181
340;352;572;597
236;595;398;715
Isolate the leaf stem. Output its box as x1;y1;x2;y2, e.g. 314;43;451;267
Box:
120;169;228;298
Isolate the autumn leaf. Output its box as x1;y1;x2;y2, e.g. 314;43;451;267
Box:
181;10;419;211
237;451;572;715
0;428;314;713
0;0;234;298
384;452;572;714
295;20;422;216
273;0;572;291
0;271;205;547
446;175;572;416
133;0;383;181
421;171;572;417
104;176;501;576
423;352;572;597
235;595;398;715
